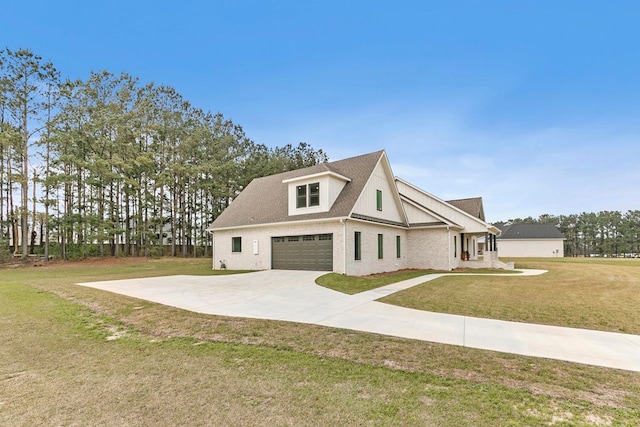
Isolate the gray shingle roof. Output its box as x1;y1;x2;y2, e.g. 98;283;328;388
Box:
497;223;565;240
208;150;385;230
447;197;485;220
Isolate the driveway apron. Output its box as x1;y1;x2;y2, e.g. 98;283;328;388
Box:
79;269;640;372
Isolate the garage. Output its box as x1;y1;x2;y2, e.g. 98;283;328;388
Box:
271;234;333;271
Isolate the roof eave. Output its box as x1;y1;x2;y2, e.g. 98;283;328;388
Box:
207;216;350;233
282;170;351;184
396;177;492;229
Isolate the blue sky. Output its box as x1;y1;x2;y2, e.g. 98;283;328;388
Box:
2;1;639;221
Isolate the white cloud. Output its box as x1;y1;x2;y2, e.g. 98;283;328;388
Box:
245;101;640;221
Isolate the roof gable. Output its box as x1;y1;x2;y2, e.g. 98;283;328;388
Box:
402;197;453;227
447;197;485;221
349;151;407;226
395;178;495;233
208;151;386;230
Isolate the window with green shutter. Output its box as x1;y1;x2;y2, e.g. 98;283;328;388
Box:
376;190;382;211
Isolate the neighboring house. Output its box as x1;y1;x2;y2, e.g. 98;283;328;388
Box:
494;222;565;257
207;150;510;275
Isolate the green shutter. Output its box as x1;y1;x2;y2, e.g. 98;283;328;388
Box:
355;231;361;260
378;234;383;259
454;235;457;258
376;190;382;211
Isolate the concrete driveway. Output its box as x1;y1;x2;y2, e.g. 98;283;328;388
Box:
79;269;640;372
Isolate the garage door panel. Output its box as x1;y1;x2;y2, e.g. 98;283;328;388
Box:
272;234;333;271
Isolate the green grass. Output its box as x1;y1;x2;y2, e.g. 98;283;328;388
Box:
316;270;432;294
10;256;243;280
316;268;517;294
2;257;640;426
381;257;640;334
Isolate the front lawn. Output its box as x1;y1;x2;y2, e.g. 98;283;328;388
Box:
2;257;639;426
316;270;432;294
380;257;640;334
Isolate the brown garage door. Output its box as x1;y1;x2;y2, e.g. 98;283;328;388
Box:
271;234;333;271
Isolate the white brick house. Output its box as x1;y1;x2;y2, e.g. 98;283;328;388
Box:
207;150;508;275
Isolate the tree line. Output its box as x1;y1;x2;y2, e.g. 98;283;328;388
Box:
0;48;327;261
504;210;640;257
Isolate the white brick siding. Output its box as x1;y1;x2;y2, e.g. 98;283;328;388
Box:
213;221;345;272
213;219;415;276
344;220;408;276
407;228;453;271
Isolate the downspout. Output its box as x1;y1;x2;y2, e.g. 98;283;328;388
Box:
210;231;215;270
447;226;451;271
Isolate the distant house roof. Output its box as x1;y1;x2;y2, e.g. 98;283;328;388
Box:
208;150;385;230
496;223;565;240
447;197;485;221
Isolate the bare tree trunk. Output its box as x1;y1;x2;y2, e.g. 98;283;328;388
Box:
62;170;72;260
124;189;131;257
136;186;143;257
171;182;177;257
7;155;17;254
21;105;29;257
12;207;19;255
0;147;5;254
30;171;37;254
109;182;116;257
44;143;50;262
181;186;187;258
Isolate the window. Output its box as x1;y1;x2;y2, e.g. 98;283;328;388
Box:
296;185;307;208
396;235;401;259
309;182;320;206
354;231;361;261
377;234;383;259
232;237;242;253
376;190;382;211
296;182;320;208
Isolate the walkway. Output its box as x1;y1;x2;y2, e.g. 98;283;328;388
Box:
78;269;640;372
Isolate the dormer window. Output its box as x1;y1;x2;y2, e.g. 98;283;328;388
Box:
296;185;307;208
309;182;320;206
296;182;320;208
284;171;350;216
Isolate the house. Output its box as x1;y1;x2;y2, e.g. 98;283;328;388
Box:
207;150;511;275
493;222;565;257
